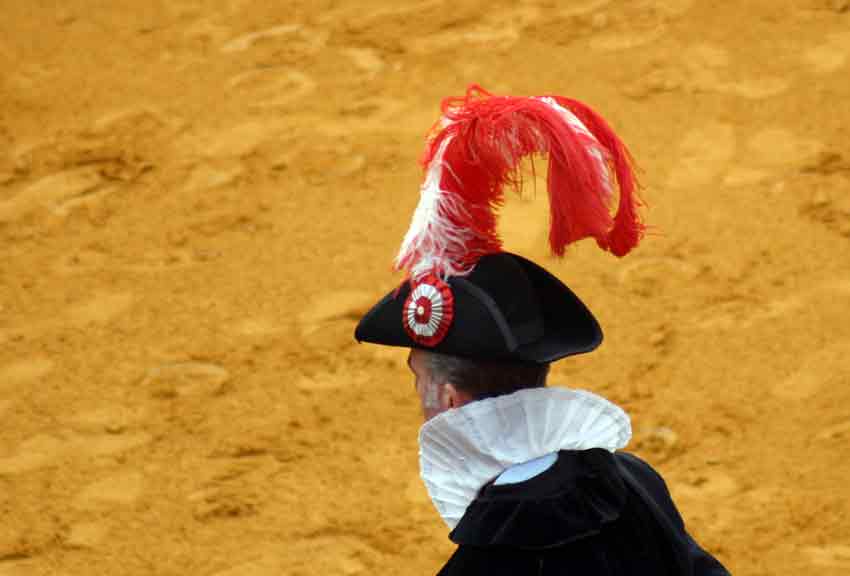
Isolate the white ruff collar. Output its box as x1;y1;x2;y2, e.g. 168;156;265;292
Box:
418;387;631;529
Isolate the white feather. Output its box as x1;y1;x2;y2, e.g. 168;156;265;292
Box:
395;134;483;279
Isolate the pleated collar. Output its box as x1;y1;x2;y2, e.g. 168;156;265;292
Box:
418;387;631;529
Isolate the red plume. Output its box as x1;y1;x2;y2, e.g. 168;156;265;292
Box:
548;95;643;256
395;85;644;279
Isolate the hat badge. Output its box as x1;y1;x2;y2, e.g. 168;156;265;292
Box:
403;275;454;347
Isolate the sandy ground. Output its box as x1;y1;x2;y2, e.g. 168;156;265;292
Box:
1;1;849;574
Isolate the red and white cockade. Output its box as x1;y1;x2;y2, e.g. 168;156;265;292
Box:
403;275;455;347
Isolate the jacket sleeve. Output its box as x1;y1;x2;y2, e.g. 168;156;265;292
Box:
616;452;731;575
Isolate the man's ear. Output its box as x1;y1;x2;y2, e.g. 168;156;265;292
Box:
441;382;472;410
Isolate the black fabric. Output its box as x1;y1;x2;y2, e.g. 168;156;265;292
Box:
354;253;603;364
437;450;730;576
450;450;627;549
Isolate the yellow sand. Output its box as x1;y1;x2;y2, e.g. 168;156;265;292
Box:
1;1;849;574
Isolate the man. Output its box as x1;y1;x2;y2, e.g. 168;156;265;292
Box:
355;86;730;574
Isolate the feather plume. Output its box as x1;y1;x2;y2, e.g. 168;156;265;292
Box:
395;85;644;279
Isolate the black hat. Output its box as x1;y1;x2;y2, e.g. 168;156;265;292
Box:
354;85;643;363
355;252;602;364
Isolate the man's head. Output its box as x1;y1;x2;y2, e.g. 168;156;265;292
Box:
356;89;641;420
407;349;550;420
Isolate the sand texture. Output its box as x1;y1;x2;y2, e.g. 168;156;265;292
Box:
1;1;849;575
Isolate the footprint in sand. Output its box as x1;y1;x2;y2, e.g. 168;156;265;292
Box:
295;374;348;391
337;97;405;124
626;43;788;100
0;425;152;476
0;561;37;576
0;357;54;387
366;345;409;371
632;425;681;462
772;339;850;400
0;167;109;222
816;419;850;442
67;292;134;326
142;361;231;399
670;471;739;531
90;105;182;142
181;16;232;46
196;120;290;159
66;521;110;549
182;162;244;191
74;471;145;509
686;44;788;99
190;485;260;521
723;127;823;186
216;536;381;576
588;0;694;51
318;0;443;30
54;248;203;274
66;407;153;457
676;123;822;192
226;69;317;110
296;289;373;348
555;0;615;18
692;275;850;332
617;256;699;293
804;32;850;74
409;5;539;53
68;405;143;434
220;24;327;55
798;154;850;238
713;77;789;100
79;433;154;458
666;123;736;189
284;535;381;575
343;48;385;77
298;290;374;335
210;555;281;576
591;27;667;51
673;472;739;500
0;434;64;475
234;318;282;337
0;395;150;477
51;248;107;273
804;545;850;569
220;24;300;53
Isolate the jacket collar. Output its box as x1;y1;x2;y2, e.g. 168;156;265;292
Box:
418;387;631;529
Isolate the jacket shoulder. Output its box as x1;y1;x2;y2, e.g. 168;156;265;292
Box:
614;451;732;576
614;452;686;529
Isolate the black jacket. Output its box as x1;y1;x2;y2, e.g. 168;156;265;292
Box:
437;450;730;575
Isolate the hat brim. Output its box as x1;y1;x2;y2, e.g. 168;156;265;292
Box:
354;253;602;364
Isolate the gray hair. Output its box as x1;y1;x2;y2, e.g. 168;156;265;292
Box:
426;352;550;400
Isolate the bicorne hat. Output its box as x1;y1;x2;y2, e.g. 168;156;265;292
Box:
355;85;644;364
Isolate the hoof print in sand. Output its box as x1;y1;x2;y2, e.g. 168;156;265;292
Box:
0;358;54;387
190;488;258;521
226;69;317;111
633;425;681;462
74;472;145;509
143;361;231;399
805;545;850;569
0;167;110;222
68;292;134;326
65;522;110;549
